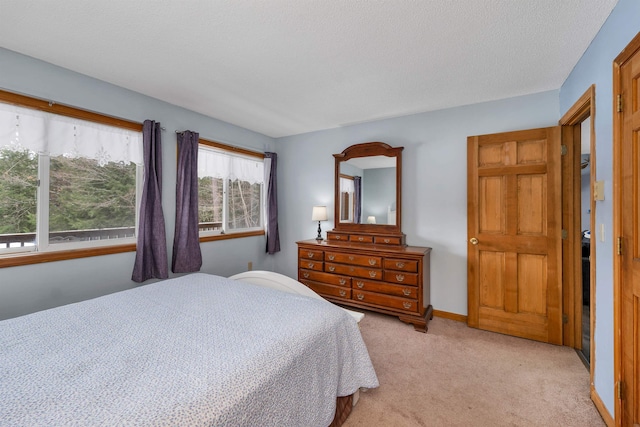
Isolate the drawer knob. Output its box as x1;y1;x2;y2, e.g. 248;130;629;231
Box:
339;289;346;297
339;278;346;285
369;271;377;278
402;288;411;296
336;235;342;240
384;238;390;243
368;259;376;265
329;266;336;272
303;272;310;278
356;281;364;288
396;262;405;268
328;255;335;260
307;252;314;258
349;256;354;261
403;302;412;309
356;293;364;300
307;262;314;268
396;274;405;282
358;237;364;241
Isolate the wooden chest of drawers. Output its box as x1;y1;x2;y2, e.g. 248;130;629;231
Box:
297;239;432;332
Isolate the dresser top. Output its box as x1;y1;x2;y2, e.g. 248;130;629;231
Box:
297;239;431;255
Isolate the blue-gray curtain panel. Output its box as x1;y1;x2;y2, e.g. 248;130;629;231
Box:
172;130;203;273
132;120;169;282
354;175;362;224
264;152;280;254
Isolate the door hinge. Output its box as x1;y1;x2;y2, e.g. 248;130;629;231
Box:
617;237;623;256
560;144;568;156
617;94;623;113
617;381;625;400
561;229;568;240
562;314;569;324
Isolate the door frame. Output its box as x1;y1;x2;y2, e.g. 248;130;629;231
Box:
613;31;640;427
559;85;596;360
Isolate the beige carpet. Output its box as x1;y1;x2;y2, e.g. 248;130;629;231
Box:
343;311;604;427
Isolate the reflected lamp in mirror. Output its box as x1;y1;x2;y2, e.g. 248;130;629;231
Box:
367;216;376;224
312;206;328;241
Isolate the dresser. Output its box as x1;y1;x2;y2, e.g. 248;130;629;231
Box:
297;232;432;332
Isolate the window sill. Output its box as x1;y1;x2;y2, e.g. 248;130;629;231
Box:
200;229;265;242
0;230;266;268
0;243;136;268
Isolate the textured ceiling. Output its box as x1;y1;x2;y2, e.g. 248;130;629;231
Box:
0;1;618;138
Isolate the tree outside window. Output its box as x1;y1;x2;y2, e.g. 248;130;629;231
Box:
197;144;264;236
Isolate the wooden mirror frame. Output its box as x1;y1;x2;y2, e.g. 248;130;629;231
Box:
333;142;404;235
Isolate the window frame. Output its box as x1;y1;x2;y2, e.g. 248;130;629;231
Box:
197;139;265;243
0;89;143;268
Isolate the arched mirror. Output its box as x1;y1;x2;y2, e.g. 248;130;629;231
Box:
333;142;403;234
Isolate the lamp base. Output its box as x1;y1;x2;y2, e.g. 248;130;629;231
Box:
316;221;323;241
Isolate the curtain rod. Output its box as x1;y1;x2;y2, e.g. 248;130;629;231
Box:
171;129;269;155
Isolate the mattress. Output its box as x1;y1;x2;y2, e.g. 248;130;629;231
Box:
0;273;378;426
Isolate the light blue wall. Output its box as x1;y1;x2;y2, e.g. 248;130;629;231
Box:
274;90;560;316
559;0;640;415
0;48;276;320
362;167;395;224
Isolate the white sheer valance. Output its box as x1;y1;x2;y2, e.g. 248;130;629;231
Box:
340;176;355;193
198;147;264;184
0;102;143;166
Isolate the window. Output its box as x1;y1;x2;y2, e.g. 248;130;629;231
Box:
197;140;264;239
339;174;355;222
0;91;143;264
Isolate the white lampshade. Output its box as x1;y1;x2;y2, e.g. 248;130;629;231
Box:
367;215;376;224
312;206;328;221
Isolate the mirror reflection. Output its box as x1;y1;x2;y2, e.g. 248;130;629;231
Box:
338;155;396;225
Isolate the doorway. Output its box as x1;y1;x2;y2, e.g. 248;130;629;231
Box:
559;84;596;381
579;117;592;365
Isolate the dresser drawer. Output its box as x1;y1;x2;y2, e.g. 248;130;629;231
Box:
325;252;382;267
303;280;351;299
299;270;350;287
299;259;324;271
298;248;324;261
383;270;418;285
384;258;418;272
351;290;418;313
326;262;382;280
352;279;418;298
350;234;374;243
374;235;403;245
327;232;349;242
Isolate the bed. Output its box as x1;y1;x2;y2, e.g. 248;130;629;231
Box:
0;272;378;426
229;270;365;323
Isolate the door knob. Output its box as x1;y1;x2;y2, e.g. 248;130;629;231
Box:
469;237;479;245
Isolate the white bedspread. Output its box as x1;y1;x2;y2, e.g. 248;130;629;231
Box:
0;273;378;426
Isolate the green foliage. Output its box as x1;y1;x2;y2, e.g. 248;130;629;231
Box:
197;176;262;229
227;179;262;230
49;156;136;232
198;176;222;223
0;148;37;234
0;147;137;236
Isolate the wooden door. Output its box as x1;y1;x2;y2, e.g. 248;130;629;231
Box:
615;32;640;427
468;127;563;344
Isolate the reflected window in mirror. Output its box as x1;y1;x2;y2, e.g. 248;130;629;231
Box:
338;155;395;225
333;142;403;234
339;174;355;223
